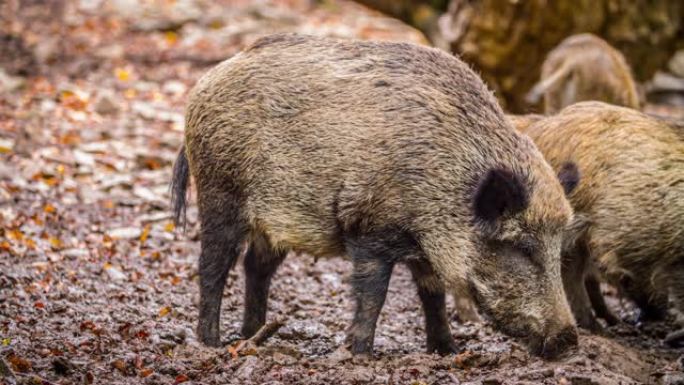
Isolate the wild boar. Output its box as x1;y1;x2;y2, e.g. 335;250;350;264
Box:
526;34;640;114
171;33;579;358
520;102;684;333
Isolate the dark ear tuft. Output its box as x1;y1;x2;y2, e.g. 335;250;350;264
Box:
557;162;580;195
473;168;529;222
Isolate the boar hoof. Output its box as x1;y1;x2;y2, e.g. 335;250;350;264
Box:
575;314;603;334
602;312;621;327
537;327;578;359
636;306;667;323
197;322;221;347
427;337;461;355
348;341;373;356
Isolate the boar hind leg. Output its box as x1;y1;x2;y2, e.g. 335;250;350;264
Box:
197;194;246;347
665;263;684;347
241;234;287;338
406;259;459;355
585;274;620;326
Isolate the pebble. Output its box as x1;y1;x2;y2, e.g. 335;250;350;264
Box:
94;92;120;115
279;319;329;340
108;227;142;239
104;265;127;281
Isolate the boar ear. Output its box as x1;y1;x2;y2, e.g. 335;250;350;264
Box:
557;162;580;195
473;168;529;222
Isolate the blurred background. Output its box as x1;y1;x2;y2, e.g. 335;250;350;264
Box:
1;0;683;115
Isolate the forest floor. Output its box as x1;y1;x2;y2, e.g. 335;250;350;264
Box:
1;1;683;384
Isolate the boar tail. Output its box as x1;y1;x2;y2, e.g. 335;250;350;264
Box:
525;61;573;105
170;144;190;229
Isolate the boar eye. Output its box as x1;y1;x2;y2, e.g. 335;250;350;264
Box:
508;238;538;259
517;242;535;258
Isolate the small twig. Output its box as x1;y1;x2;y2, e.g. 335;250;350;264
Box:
250;318;285;346
229;318;285;358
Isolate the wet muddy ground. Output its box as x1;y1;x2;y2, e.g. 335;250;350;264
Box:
1;1;683;384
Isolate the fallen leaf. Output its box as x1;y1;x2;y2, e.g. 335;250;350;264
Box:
454;350;474;369
174;374;189;384
158;306;171;317
140;224;151;244
7;352;32;372
49;237;62;250
115;67;130;82
111;359;126;373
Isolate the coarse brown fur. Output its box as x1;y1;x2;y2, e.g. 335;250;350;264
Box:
520;102;684;330
526;34;640;114
507;114;545;133
174;33;578;357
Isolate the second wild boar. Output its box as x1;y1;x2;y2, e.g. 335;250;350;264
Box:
520;101;684;332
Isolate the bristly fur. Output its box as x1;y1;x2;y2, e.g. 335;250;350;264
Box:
170;144;190;229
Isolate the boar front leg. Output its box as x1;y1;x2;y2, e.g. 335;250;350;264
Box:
241;233;287;337
585;273;619;326
406;259;460;354
620;276;668;322
197;193;246;347
344;233;399;355
562;250;602;332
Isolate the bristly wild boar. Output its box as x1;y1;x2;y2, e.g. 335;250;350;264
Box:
525;34;640;114
171;33;579;358
520;102;684;332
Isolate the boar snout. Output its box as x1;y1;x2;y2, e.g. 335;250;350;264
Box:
530;325;578;359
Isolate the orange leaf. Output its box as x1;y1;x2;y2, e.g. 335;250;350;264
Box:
44;203;56;214
164;31;178;45
49;237;62;250
115;67;130;82
24;238;36;249
140;224;151;244
112;359;126;373
7;229;23;240
174;374;189;384
7;352;32;372
140;368;154;378
164;222;175;232
158;306;171;317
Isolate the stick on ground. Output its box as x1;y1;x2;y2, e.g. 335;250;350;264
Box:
229;318;285;358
